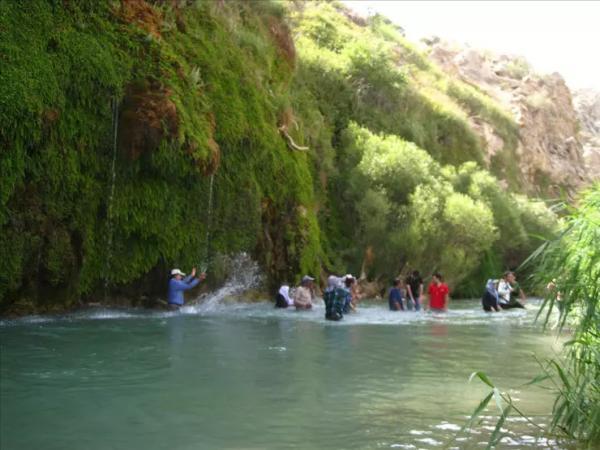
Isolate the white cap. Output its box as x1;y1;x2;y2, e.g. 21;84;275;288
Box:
171;268;185;277
301;275;315;283
344;274;354;280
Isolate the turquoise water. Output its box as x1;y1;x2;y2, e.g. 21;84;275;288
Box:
1;299;564;449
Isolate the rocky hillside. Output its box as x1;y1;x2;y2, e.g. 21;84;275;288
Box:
0;0;575;313
425;39;593;197
573;88;600;175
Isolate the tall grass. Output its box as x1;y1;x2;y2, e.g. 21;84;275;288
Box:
463;183;600;448
529;183;600;445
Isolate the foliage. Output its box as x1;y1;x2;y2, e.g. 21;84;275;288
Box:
529;184;600;446
333;124;500;283
463;185;600;448
503;56;531;80
448;163;559;295
459;371;554;449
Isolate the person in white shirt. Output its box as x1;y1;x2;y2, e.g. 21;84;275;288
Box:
497;271;526;309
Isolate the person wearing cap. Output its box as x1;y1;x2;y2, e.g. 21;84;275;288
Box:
342;274;356;313
293;275;315;310
168;267;206;309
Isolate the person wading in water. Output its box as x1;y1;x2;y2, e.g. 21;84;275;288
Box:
293;275;315;310
388;278;404;311
406;270;423;311
167;268;206;309
497;271;526;309
425;272;449;312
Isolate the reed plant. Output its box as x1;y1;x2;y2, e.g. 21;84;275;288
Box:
462;183;600;448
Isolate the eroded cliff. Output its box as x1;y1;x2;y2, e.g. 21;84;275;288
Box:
426;40;593;197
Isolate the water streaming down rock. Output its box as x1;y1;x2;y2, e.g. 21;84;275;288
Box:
103;97;119;296
184;253;263;314
201;173;215;272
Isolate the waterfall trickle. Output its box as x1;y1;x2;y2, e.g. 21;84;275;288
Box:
103;97;119;297
201;172;215;272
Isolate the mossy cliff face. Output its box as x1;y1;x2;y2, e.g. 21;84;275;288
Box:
0;1;561;313
0;0;322;313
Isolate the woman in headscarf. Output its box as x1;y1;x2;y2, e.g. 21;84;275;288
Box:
274;284;294;308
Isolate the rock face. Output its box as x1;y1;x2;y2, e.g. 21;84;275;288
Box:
573;89;600;178
427;41;593;196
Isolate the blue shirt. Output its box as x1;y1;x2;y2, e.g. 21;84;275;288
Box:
389;287;403;310
389;287;402;302
168;275;201;305
341;287;352;313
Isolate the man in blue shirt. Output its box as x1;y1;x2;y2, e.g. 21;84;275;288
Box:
389;278;404;311
168;267;206;309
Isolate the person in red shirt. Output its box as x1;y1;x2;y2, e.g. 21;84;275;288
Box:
426;272;450;312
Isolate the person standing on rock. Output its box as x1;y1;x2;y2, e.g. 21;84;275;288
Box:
293;275;315;310
168;267;206;309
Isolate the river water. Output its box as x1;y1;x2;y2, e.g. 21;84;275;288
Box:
0;299;565;449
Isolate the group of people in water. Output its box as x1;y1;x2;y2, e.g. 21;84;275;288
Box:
274;269;526;320
274;270;454;321
274;274;360;321
165;265;526;316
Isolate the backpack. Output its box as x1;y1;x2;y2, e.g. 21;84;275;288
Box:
324;288;344;321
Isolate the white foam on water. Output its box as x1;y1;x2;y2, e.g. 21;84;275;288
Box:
506;417;529;423
409;430;432;436
500;436;522;446
415;437;442;446
434;423;461;431
180;298;547;328
182;252;262;314
85;310;136;320
1;299;548;327
268;346;287;352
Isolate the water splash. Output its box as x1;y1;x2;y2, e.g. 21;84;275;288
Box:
103;97;119;297
183;253;262;314
200;173;215;272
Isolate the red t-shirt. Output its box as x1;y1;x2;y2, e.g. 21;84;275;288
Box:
428;282;449;309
